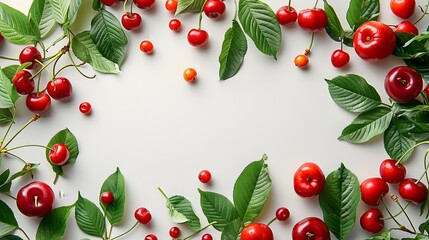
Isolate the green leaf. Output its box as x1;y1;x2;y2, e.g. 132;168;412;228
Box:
366;230;399;240
1;235;23;240
0;3;38;44
166;195;201;230
35;204;74;240
0;200;19;238
0;69;18;109
72;31;120;74
326;74;381;113
319;163;360;240
199;189;239;231
45;128;79;176
343;30;354;48
419;219;429;235
346;0;380;30
394;32;429;59
175;0;205;15
75;193;105;237
90;10;127;66
50;0;71;25
0;170;9;186
0;163;39;192
238;0;281;59
93;0;102;11
2;65;18;80
323;0;344;42
0;108;13;125
28;0;56;39
233;154;271;226
219;20;247;81
339;106;393;143
384;118;416;162
100;168;125;226
66;0;84;27
221;219;242;240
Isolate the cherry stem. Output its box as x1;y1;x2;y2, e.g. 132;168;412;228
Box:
1;192;16;200
313;0;319;8
287;0;292;10
306;232;315;240
233;0;238;20
381;195;411;220
390;195;417;232
29;51;63;80
0;55;19;61
67;51;96;79
381;198;403;228
267;217;277;226
111;221;139;240
2;114;40;150
414;1;429;25
396;141;429;165
3;144;52;152
53;173;60;185
18;228;31;240
197;0;209;29
305;33;315;55
180;222;217;240
4;152;28;165
0;108;17;149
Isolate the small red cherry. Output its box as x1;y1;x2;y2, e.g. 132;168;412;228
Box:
140;40;154;54
145;234;158;240
187;29;209;47
360;208;384;234
101;0;119;6
135;207;152;224
100;191;114;205
46;77;73;101
121;12;142;30
331;49;350;68
19;46;42;69
165;0;178;12
12;70;34;95
198;170;212;183
202;233;213;240
26;92;51;114
379;159;406;184
169;19;182;31
79;102;92;115
49;143;70;166
275;207;290;221
276;6;297;25
203;0;226;19
395;21;419;35
169;226;181;238
134;0;156;9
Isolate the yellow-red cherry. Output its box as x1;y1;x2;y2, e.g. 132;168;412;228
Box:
165;0;178;12
294;54;309;69
183;68;197;82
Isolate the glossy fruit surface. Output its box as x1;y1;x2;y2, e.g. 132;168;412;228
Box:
140;40;154;54
19;46;42;69
396;20;419;35
187;29;209;47
294;162;325;197
198;170;212;183
241;223;273;240
100;191;114;204
294;54;309;68
169;226;181;238
165;0;178;12
0;34;3;42
46;77;73;101
169;19;181;31
79;102;92;115
49;143;70;166
292;217;330;240
145;234;158;240
360;178;389;206
275;207;290;221
183;68;197;82
101;0;119;6
26;92;51;114
353;21;396;62
135;207;152;224
379;159;406;184
384;66;423;103
16;181;55;217
202;233;213;240
390;0;415;19
121;12;142;30
331;49;350;68
297;8;328;32
203;0;226;18
276;6;297;25
398;178;428;204
134;0;155;9
12;70;34;95
360;208;384;233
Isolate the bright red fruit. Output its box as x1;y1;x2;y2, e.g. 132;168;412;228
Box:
294;162;325;197
331;49;350;68
135;207;152;224
275;207;290;221
46;77;73;101
140;40;154;54
396;21;419;35
187;29;209;47
398;178;428;204
16;181;55;217
276;6;297;25
79;102;92;115
19;46;42;69
169;226;181;238
241;223;273;240
292;217;330;240
203;0;226;19
101;0;119;6
26;92;51;114
134;0;156;9
169;19;182;31
12;70;34;95
360;208;384;234
353;21;396;62
390;0;415;19
100;191;114;205
379;159;406;184
145;234;158;240
202;234;213;240
121;12;142;30
384;66;423;103
297;8;328;32
49;143;70;166
165;0;178;12
198;170;212;183
360;178;389;206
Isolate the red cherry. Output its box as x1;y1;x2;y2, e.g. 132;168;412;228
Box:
0;34;4;42
145;234;158;240
169;226;181;238
384;66;423;103
203;0;226;19
198;170;212;183
360;208;384;234
390;0;415;19
360;178;389;206
330;49;350;68
79;102;92;115
202;233;213;240
241;223;273;240
297;8;328;32
187;29;209;47
398;178;428;204
49;143;70;166
46;77;73;101
16;181;55;217
169;19;182;31
134;0;156;9
19;46;42;69
395;21;419;35
275;207;290;221
294;162;326;197
276;6;297;25
100;191;114;205
379;159;406;184
121;12;142;30
140;40;154;54
12;70;34;95
292;217;330;240
26;92;51;114
101;0;119;6
165;0;178;12
134;207;152;224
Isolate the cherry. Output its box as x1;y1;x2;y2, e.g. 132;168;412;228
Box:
183;68;197;82
241;223;273;240
294;54;309;68
121;12;142;30
398;178;428;204
360;208;384;234
19;46;42;69
100;191;114;205
202;233;213;240
169;19;182;31
165;0;178;12
275;207;290;221
79;102;92;115
49;143;70;166
390;0;415;19
198;170;212;183
425;85;429;98
46;77;73;101
294;162;326;197
276;6;297;25
187;29;209;47
396;20;419;35
12;70;34;95
140;40;154;54
292;217;330;240
331;49;350;68
16;181;55;217
145;234;158;240
134;0;156;9
26;92;51;114
169;226;181;238
379;159;406;184
385;66;423;103
360;177;389;206
101;0;119;6
203;0;226;19
297;8;328;32
0;34;4;42
134;207;152;224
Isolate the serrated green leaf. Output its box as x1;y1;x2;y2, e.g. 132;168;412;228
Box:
66;0;84;27
383;118;416;162
0;170;9;186
100;168;125;226
221;219;242;240
238;0;281;59
319;163;360;240
0;200;19;238
199;189;239;231
0;69;14;109
72;31;120;74
35;205;74;240
0;3;38;44
0;163;39;192
175;0;205;15
326;74;381;113
346;0;380;30
167;195;200;230
75;193;105;237
0;108;13;125
343;30;354;48
2;66;18;80
90;10;127;66
339;107;393;143
28;0;56;39
323;0;344;42
219;20;247;80
45;128;79;176
394;32;429;59
0;235;23;240
50;0;71;25
233;154;271;226
93;0;102;11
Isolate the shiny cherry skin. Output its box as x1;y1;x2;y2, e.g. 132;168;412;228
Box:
241;223;273;240
202;233;213;240
169;226;181;238
276;6;297;25
187;29;209;47
134;0;156;9
46;77;73;101
140;40;154;54
79;102;92;115
353;21;396;62
169;19;182;31
390;0;415;19
19;46;42;69
292;217;330;240
297;8;328;32
203;0;226;19
275;207;290;221
294;54;309;68
294;162;326;197
360;208;384;234
360;178;389;206
135;207;152;224
331;49;350;68
145;234;158;240
49;143;70;166
101;0;119;6
398;178;428;204
16;181;55;217
100;191;114;205
385;66;423;103
26;92;51;114
121;12;142;30
183;68;197;82
396;21;419;35
12;70;34;95
165;0;178;12
198;170;212;183
379;159;406;184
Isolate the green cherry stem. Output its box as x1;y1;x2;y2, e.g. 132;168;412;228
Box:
0;55;19;61
2;144;52;152
313;0;319;8
4;151;28;165
380;198;404;229
391;194;416;232
1;192;17;200
197;0;209;29
233;0;238;20
267;217;277;226
18;228;31;240
53;173;60;185
305;33;315;55
28;51;63;80
2;114;40;150
287;0;292;10
111;221;139;240
414;0;429;25
396;141;429;165
67;51;96;79
179;222;217;240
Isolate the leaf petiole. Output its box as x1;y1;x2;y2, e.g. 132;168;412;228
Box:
111;221;139;240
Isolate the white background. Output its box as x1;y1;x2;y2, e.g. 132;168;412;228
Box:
1;0;429;239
